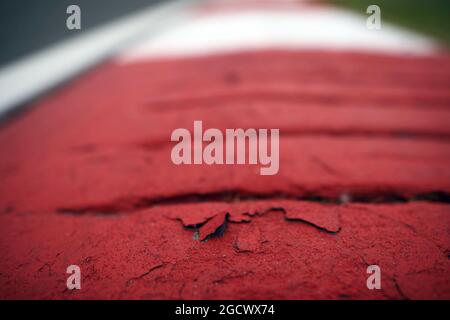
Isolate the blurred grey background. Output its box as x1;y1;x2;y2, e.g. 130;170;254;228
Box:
0;0;166;67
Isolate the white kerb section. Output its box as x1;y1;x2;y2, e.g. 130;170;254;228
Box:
118;7;438;64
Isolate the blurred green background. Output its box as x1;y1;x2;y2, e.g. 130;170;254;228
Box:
327;0;450;45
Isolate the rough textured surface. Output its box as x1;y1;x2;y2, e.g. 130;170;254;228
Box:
0;50;449;299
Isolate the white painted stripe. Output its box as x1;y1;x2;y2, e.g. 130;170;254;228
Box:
0;0;197;116
118;7;439;64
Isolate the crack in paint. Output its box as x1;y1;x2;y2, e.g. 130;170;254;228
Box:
55;191;448;243
169;204;341;241
57;190;450;216
126;263;164;286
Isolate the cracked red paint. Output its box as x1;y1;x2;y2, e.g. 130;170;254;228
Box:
0;50;449;299
198;212;228;241
234;224;262;253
